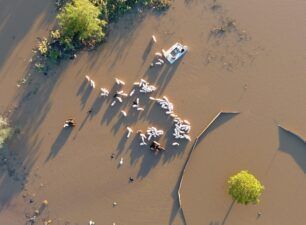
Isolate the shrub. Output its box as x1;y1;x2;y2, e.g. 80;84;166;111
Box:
37;38;49;55
34;62;46;72
34;0;172;72
50;29;61;39
228;170;264;205
48;48;62;63
0;116;12;148
93;0;172;21
57;0;107;44
147;0;171;10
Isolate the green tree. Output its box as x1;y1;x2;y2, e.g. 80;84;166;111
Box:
228;170;264;205
57;0;107;44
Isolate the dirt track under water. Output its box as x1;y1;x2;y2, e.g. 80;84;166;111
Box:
0;0;306;224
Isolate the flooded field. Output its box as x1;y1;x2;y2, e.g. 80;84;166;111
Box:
0;0;306;224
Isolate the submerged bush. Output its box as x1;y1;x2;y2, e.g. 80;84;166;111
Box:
147;0;171;10
57;0;107;44
228;170;264;205
0;116;12;148
90;0;171;21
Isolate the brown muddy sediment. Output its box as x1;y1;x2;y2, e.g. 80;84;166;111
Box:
0;0;306;225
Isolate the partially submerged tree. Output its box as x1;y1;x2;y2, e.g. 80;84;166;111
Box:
228;170;264;205
57;0;107;45
34;0;172;72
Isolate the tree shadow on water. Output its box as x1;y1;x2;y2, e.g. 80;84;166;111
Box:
88;9;147;71
220;200;235;225
0;135;41;211
0;66;65;212
0;0;54;72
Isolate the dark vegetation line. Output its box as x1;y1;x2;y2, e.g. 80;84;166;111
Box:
35;0;171;74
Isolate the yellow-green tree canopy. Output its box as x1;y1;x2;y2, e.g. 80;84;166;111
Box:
228;170;264;205
57;0;107;43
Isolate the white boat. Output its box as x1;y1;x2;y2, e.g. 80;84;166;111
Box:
162;42;188;64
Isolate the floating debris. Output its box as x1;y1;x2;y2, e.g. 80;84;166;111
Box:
44;219;52;225
113;202;118;207
89;220;95;225
28;215;37;224
42;200;48;206
172;142;180;146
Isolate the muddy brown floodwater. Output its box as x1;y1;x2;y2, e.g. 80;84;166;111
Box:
0;0;306;225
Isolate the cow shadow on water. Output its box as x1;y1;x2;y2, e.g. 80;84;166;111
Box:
46;128;73;161
144;57;183;94
114;101;190;179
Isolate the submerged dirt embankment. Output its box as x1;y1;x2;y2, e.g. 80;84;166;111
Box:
1;0;306;225
180;1;306;225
